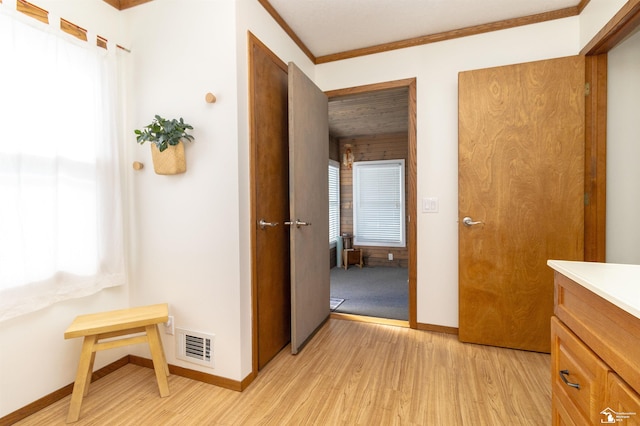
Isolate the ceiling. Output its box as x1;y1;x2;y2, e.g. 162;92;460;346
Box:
263;0;586;139
328;88;408;139
264;0;587;62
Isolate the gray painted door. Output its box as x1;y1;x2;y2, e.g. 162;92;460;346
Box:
288;62;330;354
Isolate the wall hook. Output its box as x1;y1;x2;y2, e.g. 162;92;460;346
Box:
205;92;217;103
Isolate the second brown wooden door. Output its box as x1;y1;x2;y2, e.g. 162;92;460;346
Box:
250;35;290;370
458;55;585;353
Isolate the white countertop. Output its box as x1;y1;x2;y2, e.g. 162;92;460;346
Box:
548;260;640;319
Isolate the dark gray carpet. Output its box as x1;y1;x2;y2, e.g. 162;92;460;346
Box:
330;266;408;320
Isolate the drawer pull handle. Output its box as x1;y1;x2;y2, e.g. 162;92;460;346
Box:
559;369;580;390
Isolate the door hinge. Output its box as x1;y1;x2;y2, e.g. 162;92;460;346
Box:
585;192;590;206
585;82;591;96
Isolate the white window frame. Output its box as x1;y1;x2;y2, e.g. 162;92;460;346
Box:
328;160;340;248
352;159;405;247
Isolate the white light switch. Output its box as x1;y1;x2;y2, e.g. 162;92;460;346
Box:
422;197;439;213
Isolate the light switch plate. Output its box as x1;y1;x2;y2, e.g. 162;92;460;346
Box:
422;197;439;213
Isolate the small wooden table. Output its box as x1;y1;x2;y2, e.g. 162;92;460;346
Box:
64;303;170;423
343;248;363;270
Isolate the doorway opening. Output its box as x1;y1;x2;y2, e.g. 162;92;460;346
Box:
325;80;417;327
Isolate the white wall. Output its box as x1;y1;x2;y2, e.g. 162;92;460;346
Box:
583;0;640;264
122;0;312;382
122;0;246;380
315;18;581;328
0;0;130;418
579;0;627;50
606;29;640;264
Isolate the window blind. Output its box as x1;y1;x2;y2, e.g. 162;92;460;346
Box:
328;160;340;245
353;160;405;247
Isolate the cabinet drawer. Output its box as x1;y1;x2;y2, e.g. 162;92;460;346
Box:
554;272;640;391
551;317;608;424
606;372;640;425
552;395;587;426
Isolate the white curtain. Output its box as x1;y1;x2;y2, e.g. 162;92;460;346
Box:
0;3;126;322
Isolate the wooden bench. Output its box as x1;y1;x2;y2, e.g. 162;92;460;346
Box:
64;303;170;423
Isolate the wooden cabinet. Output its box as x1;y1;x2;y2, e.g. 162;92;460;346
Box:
607;372;640;425
551;317;607;424
551;270;640;425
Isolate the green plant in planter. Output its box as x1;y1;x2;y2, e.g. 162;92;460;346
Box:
134;115;194;152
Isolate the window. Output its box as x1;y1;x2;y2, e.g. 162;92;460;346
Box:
353;160;405;247
0;6;126;322
328;160;340;246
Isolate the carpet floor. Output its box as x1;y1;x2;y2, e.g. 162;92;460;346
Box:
330;266;408;320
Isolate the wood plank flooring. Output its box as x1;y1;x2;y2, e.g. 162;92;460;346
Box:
15;319;551;425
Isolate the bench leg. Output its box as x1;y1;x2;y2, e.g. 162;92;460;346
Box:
83;351;96;397
146;324;170;397
67;335;96;423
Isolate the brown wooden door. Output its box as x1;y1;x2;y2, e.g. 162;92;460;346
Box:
250;35;291;370
458;56;585;353
288;62;330;354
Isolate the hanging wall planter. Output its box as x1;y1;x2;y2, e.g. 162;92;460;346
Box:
135;115;194;175
150;141;186;175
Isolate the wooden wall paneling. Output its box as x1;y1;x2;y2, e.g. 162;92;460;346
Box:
340;133;409;267
329;134;340;162
329;88;409;138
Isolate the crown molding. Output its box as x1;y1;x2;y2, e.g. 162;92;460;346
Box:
259;1;590;64
102;0;152;11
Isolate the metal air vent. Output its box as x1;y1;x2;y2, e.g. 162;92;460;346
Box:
176;328;214;368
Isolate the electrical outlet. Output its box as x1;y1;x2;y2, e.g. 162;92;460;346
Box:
165;315;174;335
388;253;393;261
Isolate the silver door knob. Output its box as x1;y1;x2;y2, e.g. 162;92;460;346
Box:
462;216;483;227
285;219;311;228
259;219;278;230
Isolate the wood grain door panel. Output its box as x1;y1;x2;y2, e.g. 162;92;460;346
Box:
250;35;291;370
458;56;585;352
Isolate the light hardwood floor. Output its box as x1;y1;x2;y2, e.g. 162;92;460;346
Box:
16;319;551;425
